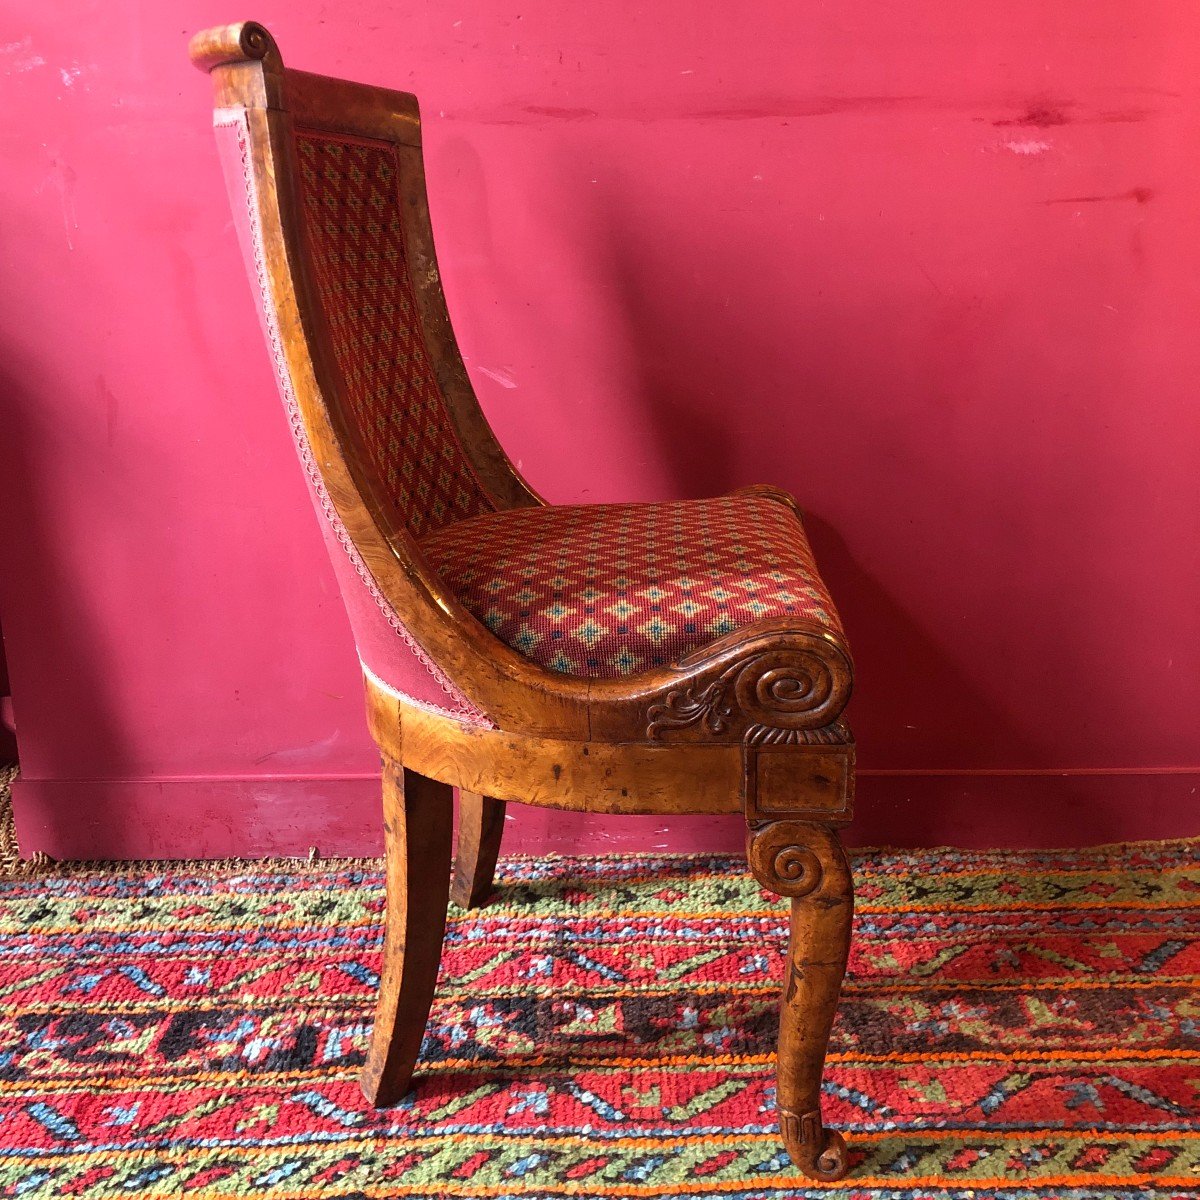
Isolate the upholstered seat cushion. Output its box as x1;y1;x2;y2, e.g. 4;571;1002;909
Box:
419;491;842;678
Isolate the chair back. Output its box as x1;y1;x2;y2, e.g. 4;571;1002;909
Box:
191;23;537;720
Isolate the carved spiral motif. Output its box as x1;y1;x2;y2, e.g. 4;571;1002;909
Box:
733;648;848;731
814;1133;850;1181
645;636;851;741
779;1110;850;1182
240;24;272;58
771;845;822;894
747;821;825;898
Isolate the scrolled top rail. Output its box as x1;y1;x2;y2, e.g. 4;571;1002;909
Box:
188;21;281;73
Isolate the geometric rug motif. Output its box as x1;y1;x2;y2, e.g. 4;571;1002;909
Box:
0;839;1196;1198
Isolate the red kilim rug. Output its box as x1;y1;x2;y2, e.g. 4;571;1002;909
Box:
0;840;1197;1198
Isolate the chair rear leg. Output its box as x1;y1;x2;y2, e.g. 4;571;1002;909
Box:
451;791;507;909
747;820;853;1182
360;760;452;1107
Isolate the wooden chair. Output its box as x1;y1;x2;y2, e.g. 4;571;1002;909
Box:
190;23;858;1182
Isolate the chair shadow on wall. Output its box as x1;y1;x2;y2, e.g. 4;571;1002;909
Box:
0;359;135;861
520;169;1136;850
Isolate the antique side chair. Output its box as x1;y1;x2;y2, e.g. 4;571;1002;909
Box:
191;23;859;1182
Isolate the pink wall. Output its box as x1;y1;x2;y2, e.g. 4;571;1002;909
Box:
2;2;1198;859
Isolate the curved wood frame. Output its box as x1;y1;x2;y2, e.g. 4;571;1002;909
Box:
190;22;859;1182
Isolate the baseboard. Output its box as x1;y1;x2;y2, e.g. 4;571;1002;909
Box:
852;769;1200;849
11;769;1199;861
11;774;385;861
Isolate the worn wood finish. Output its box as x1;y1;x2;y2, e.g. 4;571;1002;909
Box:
363;672;853;818
364;674;744;814
452;792;507;909
191;21;859;1180
359;761;453;1108
748;821;854;1181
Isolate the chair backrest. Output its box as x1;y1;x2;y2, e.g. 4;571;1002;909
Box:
290;129;491;539
191;22;540;721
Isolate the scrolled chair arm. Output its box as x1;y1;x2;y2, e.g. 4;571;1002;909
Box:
400;611;855;746
633;619;854;745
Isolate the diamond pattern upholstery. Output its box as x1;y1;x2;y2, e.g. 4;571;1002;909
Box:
294;131;492;539
420;493;842;678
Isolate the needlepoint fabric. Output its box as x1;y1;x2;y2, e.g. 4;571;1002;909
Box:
420;492;843;677
294;131;492;539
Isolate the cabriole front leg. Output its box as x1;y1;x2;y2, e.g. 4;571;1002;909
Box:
747;820;853;1182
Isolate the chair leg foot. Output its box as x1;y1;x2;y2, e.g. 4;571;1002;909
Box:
747;820;854;1182
451;791;506;909
359;761;452;1108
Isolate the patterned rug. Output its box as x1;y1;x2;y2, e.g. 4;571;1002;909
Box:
0;840;1196;1198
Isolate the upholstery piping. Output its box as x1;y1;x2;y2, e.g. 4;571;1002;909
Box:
213;107;490;726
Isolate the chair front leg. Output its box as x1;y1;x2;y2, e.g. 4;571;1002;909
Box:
360;759;453;1107
747;820;853;1182
451;791;507;909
